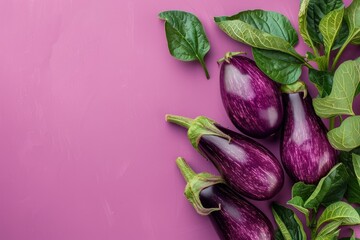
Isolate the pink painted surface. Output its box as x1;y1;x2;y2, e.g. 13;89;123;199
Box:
0;0;359;239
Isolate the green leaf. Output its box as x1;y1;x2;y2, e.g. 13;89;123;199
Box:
252;48;303;84
159;11;210;79
215;10;298;46
345;0;360;45
340;148;360;203
299;0;316;49
214;17;303;60
292;182;317;200
275;229;285;240
353;154;360;186
316;201;360;230
272;204;307;240
308;69;334;97
287;182;316;225
306;0;344;44
319;8;345;56
313;60;360;118
327;116;360;151
333;21;350;49
317;221;342;237
315;229;341;240
304;163;349;210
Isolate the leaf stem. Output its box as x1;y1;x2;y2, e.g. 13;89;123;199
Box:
199;58;210;79
176;157;196;183
329;117;336;130
331;36;352;72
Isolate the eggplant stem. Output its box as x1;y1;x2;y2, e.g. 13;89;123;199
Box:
176;157;196;183
165;114;193;129
217;51;246;64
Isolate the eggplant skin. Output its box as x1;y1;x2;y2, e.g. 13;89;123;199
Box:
200;184;274;240
198;125;284;200
281;92;337;184
220;56;283;138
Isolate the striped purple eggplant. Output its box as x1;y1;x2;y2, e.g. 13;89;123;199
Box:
166;114;284;200
219;52;283;138
281;82;337;183
176;157;274;240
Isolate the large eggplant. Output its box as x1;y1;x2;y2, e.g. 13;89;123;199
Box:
281;82;337;183
176;157;274;240
219;52;283;138
166;114;284;200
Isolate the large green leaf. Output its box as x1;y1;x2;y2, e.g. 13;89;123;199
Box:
272;204;307;240
215;10;298;46
345;0;360;45
316;201;360;230
313;60;360;118
308;69;334;97
214;18;303;60
304;163;349;210
319;8;345;56
159;11;210;79
306;0;344;44
275;229;285;240
252;48;303;84
327;116;360;152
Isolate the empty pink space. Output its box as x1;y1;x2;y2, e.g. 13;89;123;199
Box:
0;0;358;239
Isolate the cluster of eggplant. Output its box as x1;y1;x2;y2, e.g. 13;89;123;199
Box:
167;53;337;240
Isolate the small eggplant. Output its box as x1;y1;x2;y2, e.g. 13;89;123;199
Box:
219;52;283;138
176;157;274;240
166;114;284;200
280;82;337;183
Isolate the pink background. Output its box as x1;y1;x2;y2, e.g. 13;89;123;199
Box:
0;0;359;239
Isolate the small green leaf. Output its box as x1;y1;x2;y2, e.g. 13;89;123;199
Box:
304;163;349;210
308;69;334;97
316;201;360;230
215;10;298;46
327;116;360;152
313;60;360;118
275;229;285;240
299;0;317;50
292;182;317;200
317;221;342;237
252;48;303;84
340;148;360;203
272;204;307;240
214;17;303;60
306;0;344;44
333;21;350;49
287;182;316;225
319;8;345;57
353;154;360;186
345;0;360;45
159;11;210;79
315;229;341;240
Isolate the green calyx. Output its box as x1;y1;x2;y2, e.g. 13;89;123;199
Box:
176;157;225;215
281;81;308;99
217;51;247;64
165;115;231;151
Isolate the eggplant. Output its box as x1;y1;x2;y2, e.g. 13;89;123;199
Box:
281;82;337;183
219;52;283;138
176;157;274;240
166;114;284;200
